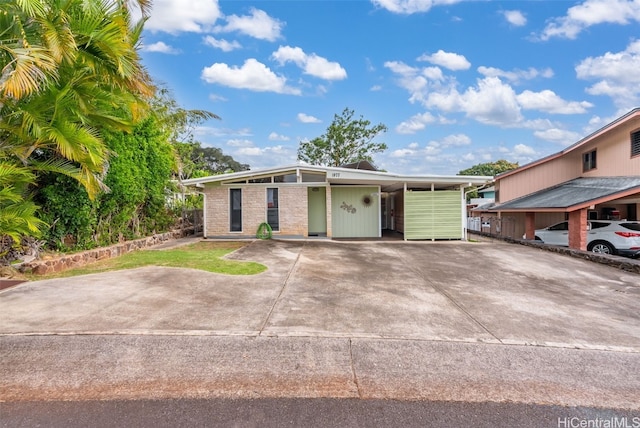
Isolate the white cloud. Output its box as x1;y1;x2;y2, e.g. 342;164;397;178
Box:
271;46;347;80
391;148;416;157
227;139;254;147
203;36;241;52
215;8;284;41
417;50;471;71
540;0;640;40
268;132;290;141
297;113;321;123
576;39;640;109
371;0;464;15
502;10;527;26
386;63;524;126
534;128;581;145
439;133;471;147
201;59;300;94
395;112;436;134
142;41;180;54
228;141;296;168
516;90;593;114
195;127;251;138
143;0;221;34
391;134;470;160
208;93;228;102
427;77;523;126
370;85;382;91
477;66;554;83
395;112;451;134
513;144;535;155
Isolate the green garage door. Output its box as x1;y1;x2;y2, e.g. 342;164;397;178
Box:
404;190;462;240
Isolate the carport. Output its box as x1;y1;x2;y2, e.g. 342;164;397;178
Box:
325;169;491;240
490;177;640;250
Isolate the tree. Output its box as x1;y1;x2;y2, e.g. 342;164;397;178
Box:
297;108;388;167
458;160;518;200
0;0;154;244
458;160;519;177
151;88;247;179
1;0;154;196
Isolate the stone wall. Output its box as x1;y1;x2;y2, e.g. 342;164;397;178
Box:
19;230;193;276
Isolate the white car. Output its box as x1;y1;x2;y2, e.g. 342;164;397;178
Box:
528;220;640;257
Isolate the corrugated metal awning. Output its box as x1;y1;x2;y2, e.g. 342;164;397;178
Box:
490;177;640;212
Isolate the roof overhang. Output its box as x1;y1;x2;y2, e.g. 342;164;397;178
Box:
489;177;640;213
180;164;492;192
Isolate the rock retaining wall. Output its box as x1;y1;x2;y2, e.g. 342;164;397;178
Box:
19;230;193;275
469;231;640;274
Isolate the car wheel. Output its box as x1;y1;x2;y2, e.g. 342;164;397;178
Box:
588;241;615;254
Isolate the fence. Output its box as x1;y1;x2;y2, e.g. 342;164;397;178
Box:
180;209;203;235
467;216;518;240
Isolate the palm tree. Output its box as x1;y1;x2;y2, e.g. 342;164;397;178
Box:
0;0;155;241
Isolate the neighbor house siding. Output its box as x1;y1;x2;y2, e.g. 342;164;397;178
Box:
497;114;640;204
405;191;462;240
497;157;577;204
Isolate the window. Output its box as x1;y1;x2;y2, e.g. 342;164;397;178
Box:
273;173;297;183
301;173;326;182
582;149;597;171
266;188;279;231
249;177;271;183
548;222;568;231
632;130;640;157
230;189;242;232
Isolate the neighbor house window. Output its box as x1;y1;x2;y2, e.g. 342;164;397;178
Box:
267;188;279;231
632;130;640;157
583;149;597;171
230;189;242;232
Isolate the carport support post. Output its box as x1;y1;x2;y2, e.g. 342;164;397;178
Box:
525;212;536;240
568;209;588;251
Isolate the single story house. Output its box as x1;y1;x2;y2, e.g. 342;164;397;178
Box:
182;162;491;241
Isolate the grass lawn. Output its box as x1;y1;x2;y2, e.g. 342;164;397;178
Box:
25;241;266;280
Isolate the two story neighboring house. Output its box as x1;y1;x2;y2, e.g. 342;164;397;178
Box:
488;107;640;251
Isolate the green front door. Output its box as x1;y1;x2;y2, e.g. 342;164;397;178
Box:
307;187;327;236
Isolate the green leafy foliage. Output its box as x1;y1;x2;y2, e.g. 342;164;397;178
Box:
1;0;154;250
458;160;519;177
35;118;176;250
0;162;46;244
458;160;518;200
297;108;388;167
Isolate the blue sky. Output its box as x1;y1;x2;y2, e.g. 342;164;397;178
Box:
136;0;640;175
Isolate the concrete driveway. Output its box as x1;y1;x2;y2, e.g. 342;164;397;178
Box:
2;239;638;350
1;239;639;408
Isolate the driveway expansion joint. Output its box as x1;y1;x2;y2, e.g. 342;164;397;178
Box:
258;241;306;336
348;338;364;399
